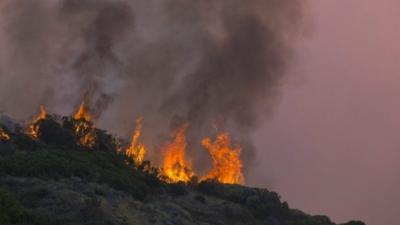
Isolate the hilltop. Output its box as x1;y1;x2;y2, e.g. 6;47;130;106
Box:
0;115;365;225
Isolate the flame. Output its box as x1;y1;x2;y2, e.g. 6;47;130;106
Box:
0;128;10;141
73;102;91;121
201;133;244;184
161;124;194;183
126;118;147;165
28;105;47;138
80;131;96;147
73;102;95;147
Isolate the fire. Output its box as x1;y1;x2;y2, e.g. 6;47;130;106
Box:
126;118;147;165
73;102;95;147
28;105;47;138
73;102;91;121
201;133;244;184
161;124;194;183
0;128;10;141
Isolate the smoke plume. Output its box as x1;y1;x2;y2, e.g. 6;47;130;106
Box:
0;0;306;175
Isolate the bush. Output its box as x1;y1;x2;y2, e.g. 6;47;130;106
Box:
0;188;49;225
341;221;366;225
0;188;25;224
194;194;206;204
38;116;76;148
198;180;286;220
0;149;163;200
0;142;16;156
168;182;189;196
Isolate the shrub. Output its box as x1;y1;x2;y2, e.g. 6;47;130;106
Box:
168;182;188;196
38;116;76;148
342;221;366;225
197;180;287;220
194;194;206;204
0;150;163;200
0;188;49;225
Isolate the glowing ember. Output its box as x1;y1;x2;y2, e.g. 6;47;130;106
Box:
126;117;147;165
28;105;47;138
73;102;95;147
201;133;244;184
0;128;10;141
161;124;194;183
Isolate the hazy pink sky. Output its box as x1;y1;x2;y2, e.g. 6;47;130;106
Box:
249;1;400;224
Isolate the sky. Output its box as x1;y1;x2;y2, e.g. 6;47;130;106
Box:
249;1;400;224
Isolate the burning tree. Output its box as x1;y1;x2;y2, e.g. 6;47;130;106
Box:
126;118;147;166
201;133;244;185
161;124;194;183
27;105;47;139
72;102;96;148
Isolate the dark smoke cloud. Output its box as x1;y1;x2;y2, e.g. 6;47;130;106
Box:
0;0;306;176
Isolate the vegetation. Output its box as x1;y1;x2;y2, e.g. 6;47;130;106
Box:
0;116;365;225
0;188;50;225
0;150;162;200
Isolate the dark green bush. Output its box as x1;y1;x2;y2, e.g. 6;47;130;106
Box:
0;150;163;200
168;182;189;196
194;194;206;204
0;188;49;225
0;188;25;224
341;221;366;225
198;180;287;220
0;142;16;156
38;116;77;148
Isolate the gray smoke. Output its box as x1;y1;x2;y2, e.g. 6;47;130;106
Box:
0;0;306;176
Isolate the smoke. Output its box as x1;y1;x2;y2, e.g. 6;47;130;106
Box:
0;0;306;175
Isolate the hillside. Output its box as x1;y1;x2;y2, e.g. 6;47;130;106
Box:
0;116;365;225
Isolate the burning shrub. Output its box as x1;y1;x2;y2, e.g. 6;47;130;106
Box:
62;117;94;148
13;134;39;152
0;127;11;142
0;127;16;156
1;125;40;154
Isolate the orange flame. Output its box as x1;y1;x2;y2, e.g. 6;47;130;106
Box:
28;105;47;138
161;124;194;183
201;133;244;184
73;102;91;121
0;128;10;141
126;118;147;165
73;102;95;147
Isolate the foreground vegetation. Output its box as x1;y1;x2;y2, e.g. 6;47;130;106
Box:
0;116;365;225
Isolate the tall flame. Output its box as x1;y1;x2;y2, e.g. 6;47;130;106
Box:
201;133;244;184
126;117;147;165
28;105;47;138
0;128;10;141
161;124;194;183
73;102;95;147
